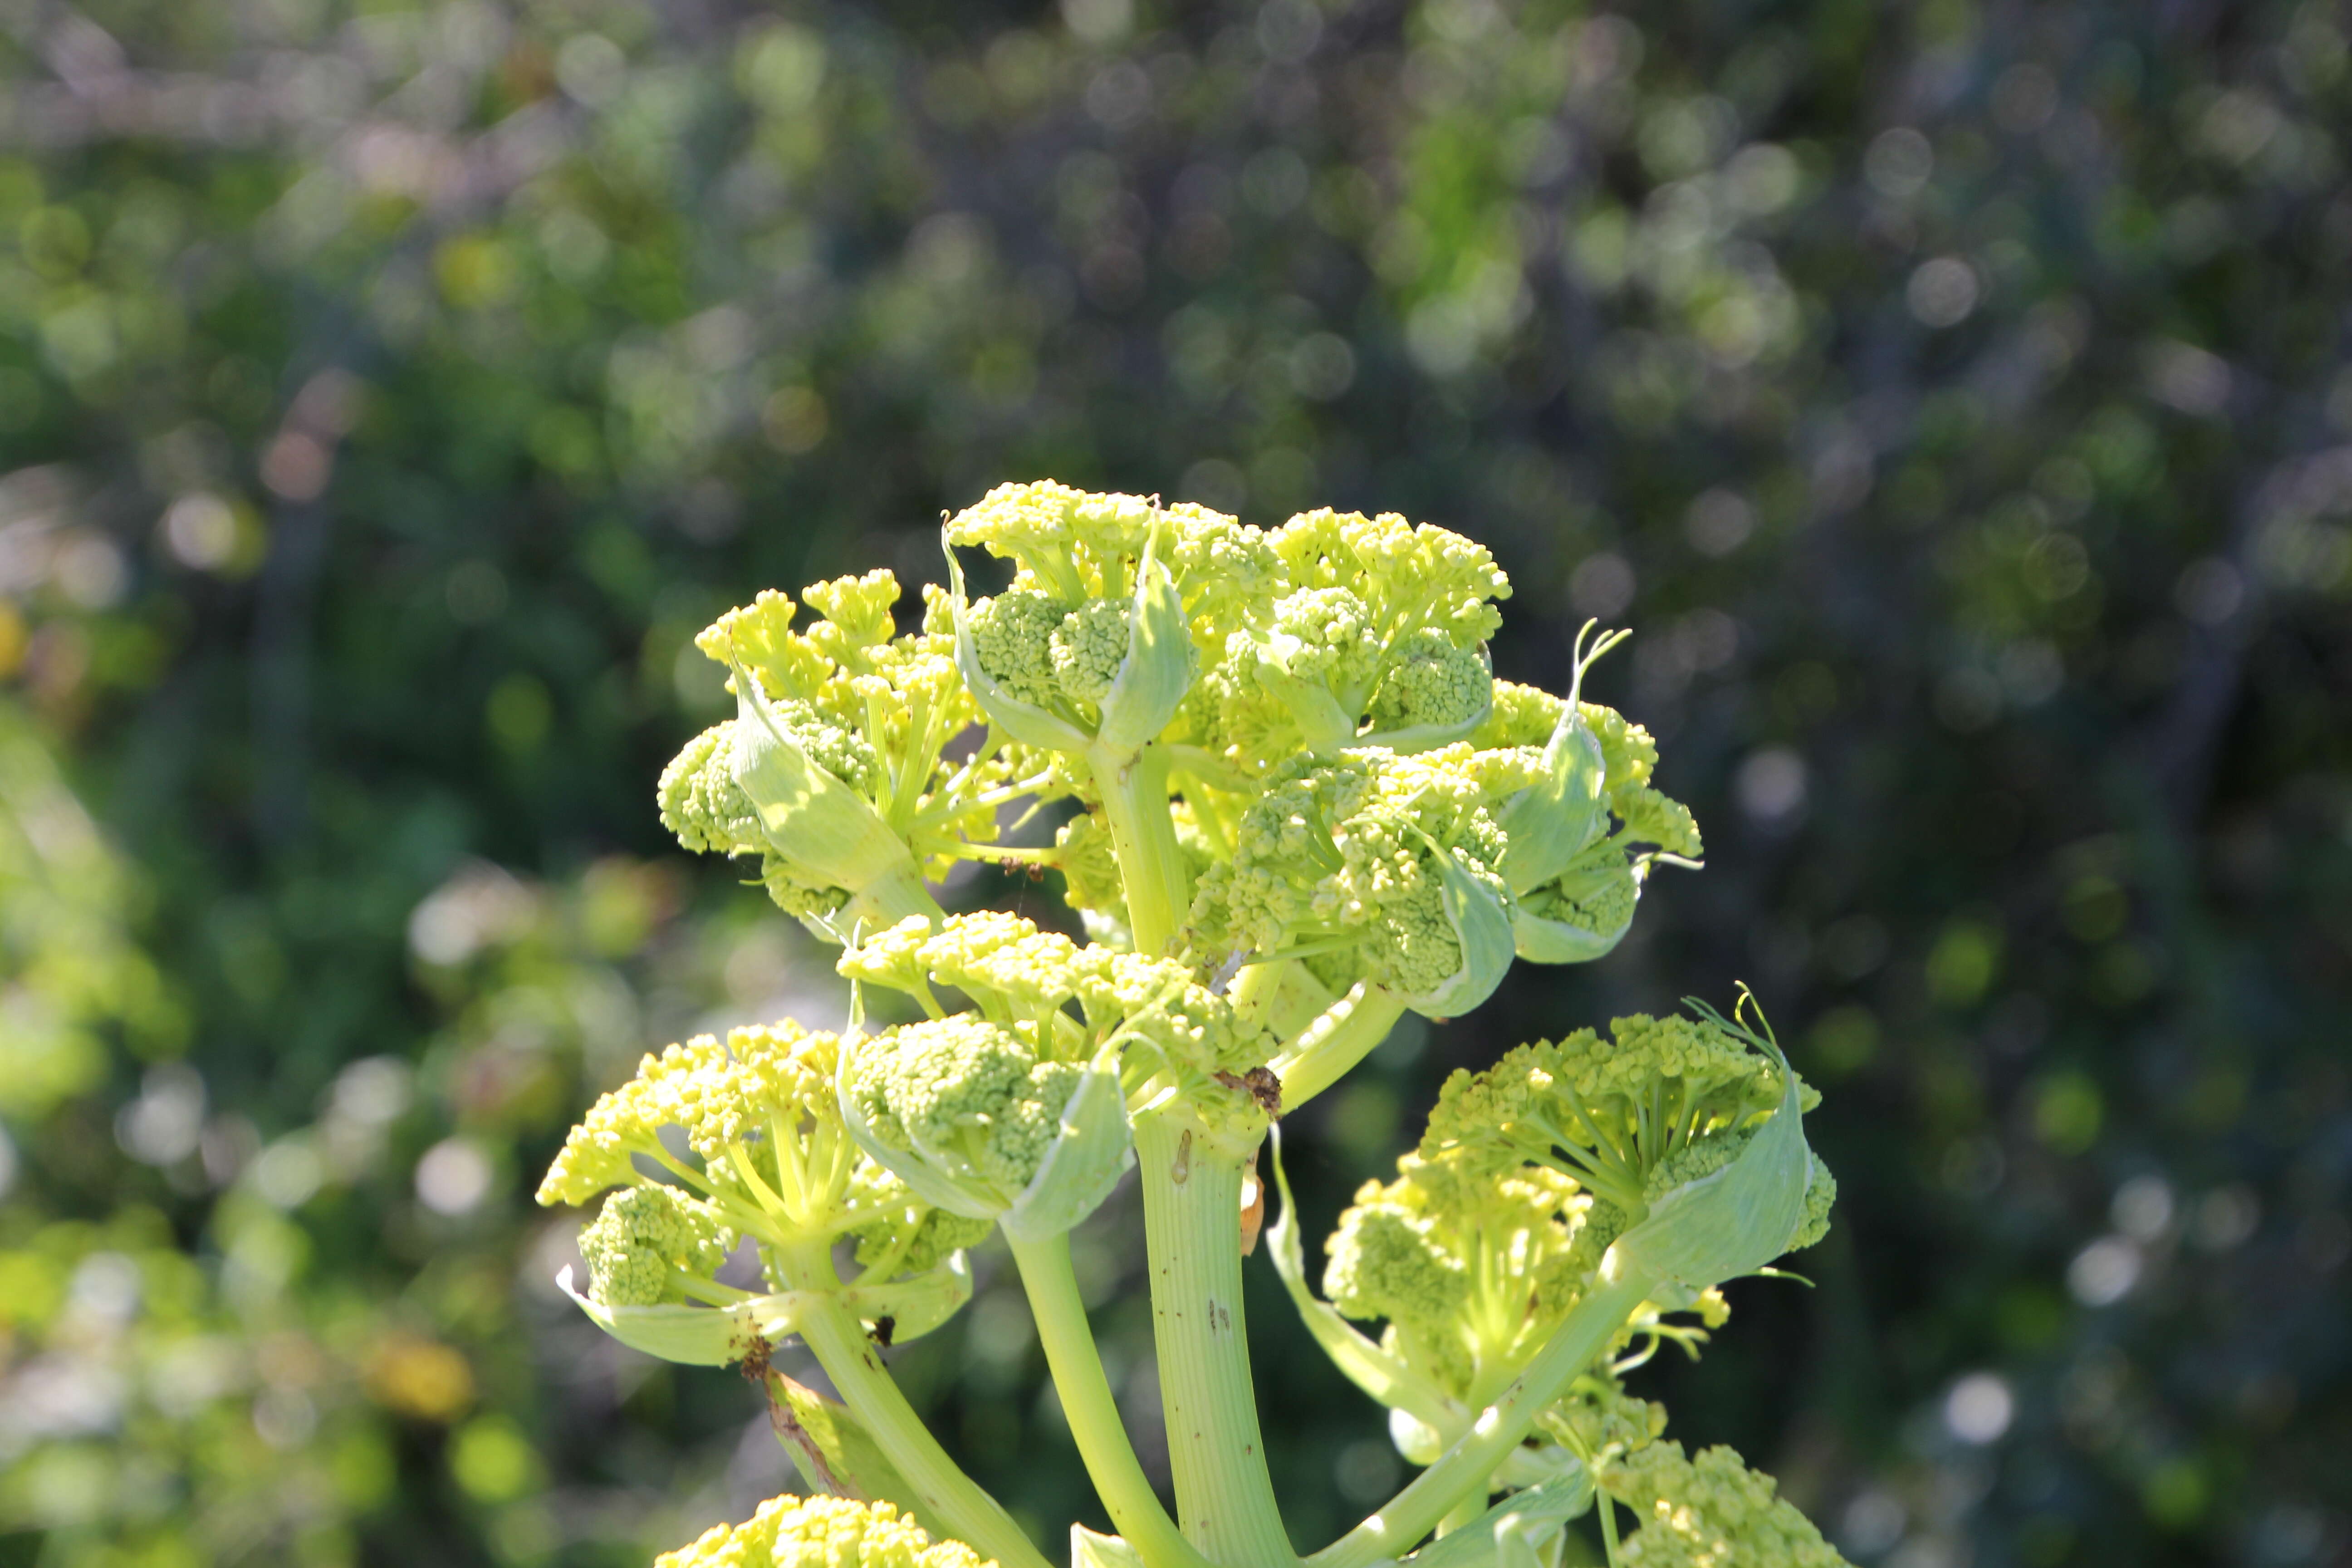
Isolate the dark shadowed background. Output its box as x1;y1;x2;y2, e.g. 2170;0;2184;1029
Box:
1;1;2347;1565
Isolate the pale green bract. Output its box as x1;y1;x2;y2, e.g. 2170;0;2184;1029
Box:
539;481;1849;1568
837;1014;1136;1242
552;1259;974;1368
1470;636;1705;965
1607;1029;1815;1294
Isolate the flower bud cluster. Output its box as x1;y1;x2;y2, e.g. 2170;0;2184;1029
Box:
535;480;1850;1568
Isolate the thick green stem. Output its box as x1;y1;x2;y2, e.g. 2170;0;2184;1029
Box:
792;1284;1050;1568
1308;1268;1656;1568
1225;959;1289;1023
1269;986;1407;1110
1229;958;1356;1051
1009;1234;1213;1568
1089;740;1189;957
1133;1108;1294;1567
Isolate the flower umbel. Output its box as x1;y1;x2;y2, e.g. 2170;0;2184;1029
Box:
657;1497;997;1568
541;481;1845;1568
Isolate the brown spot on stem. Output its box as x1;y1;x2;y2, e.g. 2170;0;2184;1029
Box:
1215;1065;1284;1118
1238;1146;1266;1254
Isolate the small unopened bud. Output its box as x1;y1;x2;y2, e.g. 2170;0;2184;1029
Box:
1497;625;1628;895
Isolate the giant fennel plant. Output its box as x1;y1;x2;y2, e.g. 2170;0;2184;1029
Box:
539;483;1851;1568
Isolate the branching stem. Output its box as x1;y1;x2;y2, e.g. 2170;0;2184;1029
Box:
1091;740;1191;957
786;1259;1052;1568
1308;1267;1656;1568
1009;1234;1212;1568
1271;986;1407;1111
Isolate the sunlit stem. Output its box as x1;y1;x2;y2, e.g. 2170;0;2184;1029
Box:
1308;1266;1657;1568
779;1248;1053;1568
913;770;1061;827
1557;1097;1637;1179
766;1111;813;1216
1008;1233;1215;1568
1132;1107;1294;1567
726;1142;791;1220
1597;1492;1623;1567
1089;739;1190;958
675;1274;755;1306
642;1149;779;1243
1270;985;1407;1111
944;842;1061;864
848;859;947;931
1225;957;1289;1019
1178;769;1236;858
1436;1494;1485;1538
886;691;939;825
1029;547;1086;606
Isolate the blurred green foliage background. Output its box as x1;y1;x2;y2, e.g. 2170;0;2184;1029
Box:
2;0;2348;1565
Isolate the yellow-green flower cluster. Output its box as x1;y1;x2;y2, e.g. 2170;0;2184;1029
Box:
837;910;1286;1233
536;1021;838;1205
933;490;1679;991
1200;509;1511;772
947;479;1279;661
1539;1380;1673;1465
578;1185;736;1307
541;481;1846;1568
658;571;1048;940
1421;1011;1818;1216
1472;681;1661;786
945;482;1277;759
841;1014;1100;1220
1189;743;1538;1014
1603;1442;1856;1568
656;1497;995;1568
842;911;1273;1098
536;1019;985;1317
1322;1147;1610;1405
